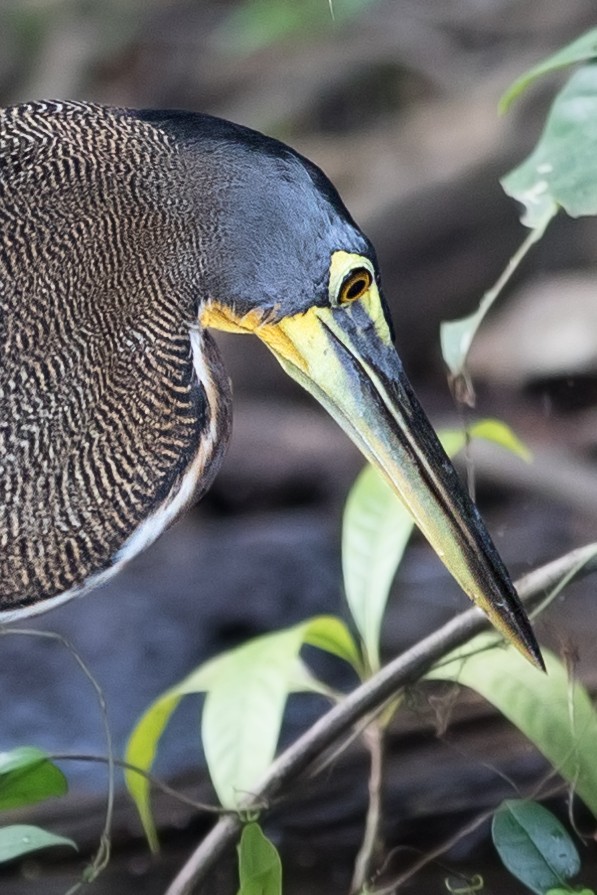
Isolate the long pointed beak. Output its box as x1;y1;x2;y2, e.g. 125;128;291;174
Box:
202;288;543;669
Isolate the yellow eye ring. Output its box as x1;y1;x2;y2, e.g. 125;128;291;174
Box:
338;267;373;304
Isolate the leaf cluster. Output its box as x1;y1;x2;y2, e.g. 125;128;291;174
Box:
0;747;74;863
125;420;597;892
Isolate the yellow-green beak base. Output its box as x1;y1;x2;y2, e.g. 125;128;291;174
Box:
201;272;543;670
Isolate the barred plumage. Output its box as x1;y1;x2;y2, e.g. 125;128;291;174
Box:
0;102;230;612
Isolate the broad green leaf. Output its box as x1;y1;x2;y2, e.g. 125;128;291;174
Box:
440;217;551;377
427;637;597;817
0;825;76;863
202;616;355;809
0;747;67;810
503;64;597;225
342;463;413;671
492;800;579;894
500;27;597;113
236;823;282;895
342;423;528;670
126;616;359;841
125;650;227;850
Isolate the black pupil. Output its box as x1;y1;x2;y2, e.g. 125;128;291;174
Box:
344;274;368;300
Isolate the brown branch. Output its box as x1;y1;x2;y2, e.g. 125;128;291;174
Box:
164;542;597;895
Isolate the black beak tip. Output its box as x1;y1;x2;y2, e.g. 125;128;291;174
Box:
509;601;545;672
525;631;546;672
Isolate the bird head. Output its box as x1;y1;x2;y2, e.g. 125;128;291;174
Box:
138;111;542;669
0;102;539;663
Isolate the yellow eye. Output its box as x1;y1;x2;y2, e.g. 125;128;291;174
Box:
338;267;373;304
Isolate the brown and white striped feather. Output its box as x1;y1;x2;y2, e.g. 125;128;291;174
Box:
0;101;231;617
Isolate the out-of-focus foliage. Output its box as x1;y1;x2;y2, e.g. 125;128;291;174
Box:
503;63;597;224
442;34;597;381
0;748;74;865
0;0;147;102
500;25;597;112
218;0;379;53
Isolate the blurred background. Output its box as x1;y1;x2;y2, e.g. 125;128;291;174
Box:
2;1;597;892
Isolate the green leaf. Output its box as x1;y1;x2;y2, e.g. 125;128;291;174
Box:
503;64;597;225
202;616;355;809
0;747;67;810
125;691;182;850
492;800;579;894
125;650;227;850
201;627;315;809
500;27;597;113
236;823;282;895
342;463;414;671
0;825;76;863
126;616;359;842
302;614;363;672
427;637;597;818
342;422;528;670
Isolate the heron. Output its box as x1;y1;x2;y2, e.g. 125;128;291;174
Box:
0;101;542;668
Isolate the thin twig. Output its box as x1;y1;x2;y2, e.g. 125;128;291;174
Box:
351;721;384;894
383;777;568;892
49;753;223;815
0;628;115;891
164;542;597;895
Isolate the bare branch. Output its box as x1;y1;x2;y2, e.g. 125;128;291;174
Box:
164;542;597;895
